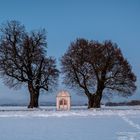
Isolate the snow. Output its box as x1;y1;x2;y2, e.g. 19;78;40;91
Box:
0;106;140;140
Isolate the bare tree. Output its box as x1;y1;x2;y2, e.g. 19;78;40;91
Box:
0;20;59;108
61;38;136;108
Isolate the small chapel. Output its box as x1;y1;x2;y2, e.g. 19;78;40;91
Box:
56;91;71;110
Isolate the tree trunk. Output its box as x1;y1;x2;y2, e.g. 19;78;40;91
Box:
93;94;102;108
88;95;95;109
90;82;104;108
28;82;39;108
28;92;39;108
88;92;102;109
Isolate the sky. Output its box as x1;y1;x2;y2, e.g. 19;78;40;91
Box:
0;0;140;105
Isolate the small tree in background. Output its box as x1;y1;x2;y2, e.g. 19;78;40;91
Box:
61;38;136;108
0;20;59;108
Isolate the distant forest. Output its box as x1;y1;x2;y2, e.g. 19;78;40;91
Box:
105;100;140;106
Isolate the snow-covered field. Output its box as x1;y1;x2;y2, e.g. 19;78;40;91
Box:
0;106;140;140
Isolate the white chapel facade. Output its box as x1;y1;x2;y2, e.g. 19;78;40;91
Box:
56;91;71;110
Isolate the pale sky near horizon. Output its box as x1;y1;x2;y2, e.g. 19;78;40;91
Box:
0;0;140;105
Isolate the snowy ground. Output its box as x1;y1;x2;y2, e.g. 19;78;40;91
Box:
0;106;140;140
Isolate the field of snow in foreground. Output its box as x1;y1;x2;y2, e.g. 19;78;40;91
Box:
0;106;140;140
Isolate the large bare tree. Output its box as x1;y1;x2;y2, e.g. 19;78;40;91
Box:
61;38;136;108
0;20;59;108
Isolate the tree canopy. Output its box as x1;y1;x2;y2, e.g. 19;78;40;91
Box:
0;20;59;108
61;38;136;108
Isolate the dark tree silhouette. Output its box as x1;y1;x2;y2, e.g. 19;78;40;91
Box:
0;20;59;108
61;38;136;108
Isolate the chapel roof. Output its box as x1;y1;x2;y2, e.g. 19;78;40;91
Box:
57;91;70;97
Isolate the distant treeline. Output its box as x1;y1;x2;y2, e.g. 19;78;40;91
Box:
105;100;140;106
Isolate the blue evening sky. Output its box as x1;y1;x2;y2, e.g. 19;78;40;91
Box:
0;0;140;105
